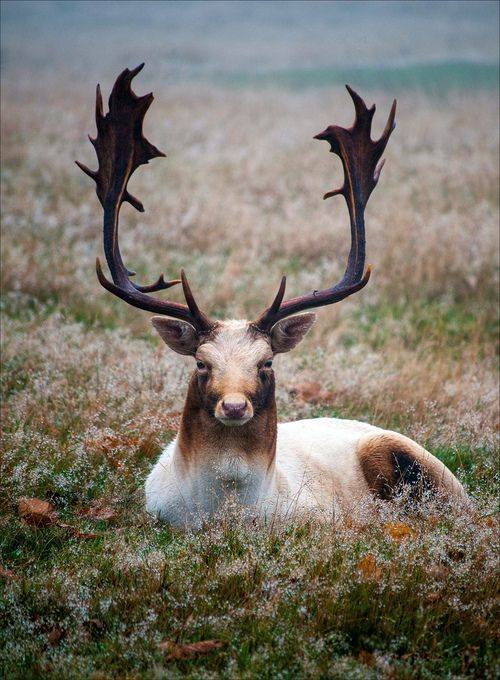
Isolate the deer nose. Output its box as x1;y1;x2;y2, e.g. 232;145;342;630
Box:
222;398;248;420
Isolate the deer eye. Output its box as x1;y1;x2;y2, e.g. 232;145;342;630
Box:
196;360;207;370
263;359;273;368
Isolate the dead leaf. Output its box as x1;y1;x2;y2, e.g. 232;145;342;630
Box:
79;503;116;522
158;639;226;661
290;381;333;404
18;498;96;537
425;592;441;603
18;498;58;527
47;628;65;645
358;649;376;666
357;553;382;581
483;515;498;528
71;529;100;540
426;514;440;528
384;522;415;541
57;523;100;540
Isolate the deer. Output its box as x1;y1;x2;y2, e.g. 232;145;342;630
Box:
77;65;466;528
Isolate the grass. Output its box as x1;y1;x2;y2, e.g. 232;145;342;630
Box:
1;508;498;679
1;62;499;677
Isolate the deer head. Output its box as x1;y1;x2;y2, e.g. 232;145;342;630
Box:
77;65;396;427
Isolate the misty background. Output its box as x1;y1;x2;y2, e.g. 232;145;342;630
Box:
1;0;499;92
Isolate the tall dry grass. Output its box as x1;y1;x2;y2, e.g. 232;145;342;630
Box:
2;81;498;313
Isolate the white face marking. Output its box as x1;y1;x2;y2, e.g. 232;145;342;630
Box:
195;320;273;426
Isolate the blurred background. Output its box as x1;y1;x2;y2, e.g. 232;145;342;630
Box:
2;0;499;88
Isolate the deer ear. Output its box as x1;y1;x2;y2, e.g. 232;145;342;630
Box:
151;317;199;356
270;313;316;354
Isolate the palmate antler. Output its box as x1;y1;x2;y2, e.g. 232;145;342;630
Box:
78;65;395;335
76;63;214;333
253;86;396;332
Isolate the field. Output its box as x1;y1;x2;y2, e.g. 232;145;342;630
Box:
1;2;499;678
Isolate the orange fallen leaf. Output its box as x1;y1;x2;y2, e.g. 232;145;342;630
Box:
18;498;58;527
483;515;498;528
384;522;415;541
426;514;440;528
18;499;99;539
425;592;441;603
70;529;100;539
158;639;226;661
357;553;382;581
47;628;65;646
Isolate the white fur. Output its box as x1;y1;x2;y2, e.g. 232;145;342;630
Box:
145;417;387;528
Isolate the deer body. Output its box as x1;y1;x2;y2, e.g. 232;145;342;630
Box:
145;417;380;527
144;320;465;527
79;66;467;529
146;423;467;528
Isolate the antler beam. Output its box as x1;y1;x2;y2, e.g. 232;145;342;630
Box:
76;64;214;333
254;86;396;332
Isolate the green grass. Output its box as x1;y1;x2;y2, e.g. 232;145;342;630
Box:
1;500;498;679
345;299;499;352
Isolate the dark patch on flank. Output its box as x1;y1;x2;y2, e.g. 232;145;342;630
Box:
358;436;434;502
391;450;433;500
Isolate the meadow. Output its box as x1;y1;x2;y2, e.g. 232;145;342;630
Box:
1;3;499;673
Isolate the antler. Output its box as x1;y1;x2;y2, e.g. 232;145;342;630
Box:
254;85;396;332
76;64;214;333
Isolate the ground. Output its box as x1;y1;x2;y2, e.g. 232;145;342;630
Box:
1;2;499;677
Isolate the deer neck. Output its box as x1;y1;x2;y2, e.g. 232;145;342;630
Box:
175;374;278;492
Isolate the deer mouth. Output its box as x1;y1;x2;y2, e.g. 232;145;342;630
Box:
216;414;253;427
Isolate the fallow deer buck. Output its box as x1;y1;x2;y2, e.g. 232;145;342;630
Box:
78;65;466;527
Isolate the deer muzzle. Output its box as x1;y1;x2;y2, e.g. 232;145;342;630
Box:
215;393;254;426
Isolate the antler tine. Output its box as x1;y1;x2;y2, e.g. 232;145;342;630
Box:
252;276;287;332
134;273;181;293
180;270;214;331
376;98;397;152
77;64;214;332
345;84;376;132
254;86;396;333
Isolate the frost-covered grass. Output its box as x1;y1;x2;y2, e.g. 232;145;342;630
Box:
1;66;499;678
1;499;498;679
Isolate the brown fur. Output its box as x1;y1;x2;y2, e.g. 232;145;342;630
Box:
357;432;465;501
177;372;278;472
